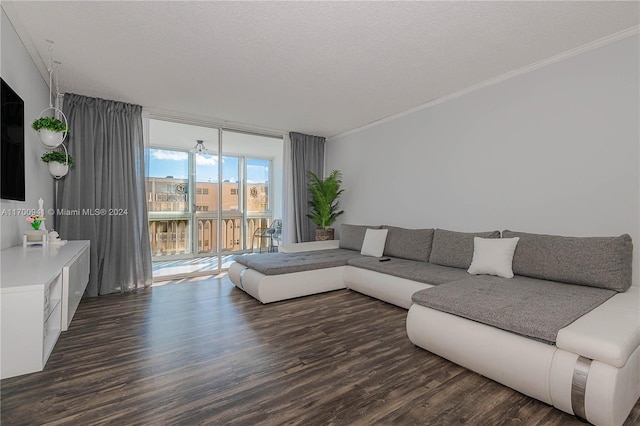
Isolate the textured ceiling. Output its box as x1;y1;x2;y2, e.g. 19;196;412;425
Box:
3;1;639;138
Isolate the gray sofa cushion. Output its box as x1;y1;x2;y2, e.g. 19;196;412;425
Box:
234;249;364;275
347;257;470;285
339;224;382;251
382;226;434;261
429;229;500;269
411;275;615;344
502;230;633;292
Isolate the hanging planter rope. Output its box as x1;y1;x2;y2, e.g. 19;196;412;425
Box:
33;41;68;148
34;40;71;176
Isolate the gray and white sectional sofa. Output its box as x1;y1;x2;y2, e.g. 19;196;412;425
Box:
228;224;639;426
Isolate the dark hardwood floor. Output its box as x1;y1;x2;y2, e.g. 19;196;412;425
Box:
2;275;638;425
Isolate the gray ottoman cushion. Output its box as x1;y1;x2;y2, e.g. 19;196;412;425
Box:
234;249;363;275
382;226;434;262
429;229;500;269
339;224;382;251
503;230;633;292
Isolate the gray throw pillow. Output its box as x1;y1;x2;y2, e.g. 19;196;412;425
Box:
429;229;500;269
383;226;434;262
503;230;633;292
339;224;382;251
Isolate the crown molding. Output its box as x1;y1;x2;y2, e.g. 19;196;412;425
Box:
328;26;640;142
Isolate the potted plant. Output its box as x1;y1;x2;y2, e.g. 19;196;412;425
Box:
307;170;344;241
41;150;74;178
32;116;67;147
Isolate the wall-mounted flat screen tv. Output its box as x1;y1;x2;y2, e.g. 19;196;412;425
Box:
1;78;26;201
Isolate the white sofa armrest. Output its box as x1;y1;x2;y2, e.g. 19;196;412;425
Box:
556;286;640;368
278;240;340;253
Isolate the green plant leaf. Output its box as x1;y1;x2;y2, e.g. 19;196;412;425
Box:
306;169;344;229
41;150;74;167
32;117;67;132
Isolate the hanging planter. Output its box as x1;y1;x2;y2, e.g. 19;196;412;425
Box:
32;113;68;148
48;161;69;178
38;128;65;148
32;41;69;149
41;149;74;179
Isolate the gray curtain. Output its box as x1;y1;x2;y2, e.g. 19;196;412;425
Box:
58;93;152;296
290;132;325;242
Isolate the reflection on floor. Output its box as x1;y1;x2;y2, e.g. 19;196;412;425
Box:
152;272;230;287
152;255;237;279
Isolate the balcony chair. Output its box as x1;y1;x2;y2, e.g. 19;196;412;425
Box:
250;219;282;253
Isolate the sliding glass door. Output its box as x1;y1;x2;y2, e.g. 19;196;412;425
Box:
194;153;245;255
147;148;192;257
245;157;272;249
145;119;283;278
194;150;221;255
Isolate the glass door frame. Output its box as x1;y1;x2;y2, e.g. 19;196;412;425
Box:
191;128;223;271
145;114;282;275
240;153;275;251
147;146;193;262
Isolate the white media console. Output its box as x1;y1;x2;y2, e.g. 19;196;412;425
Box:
1;240;90;379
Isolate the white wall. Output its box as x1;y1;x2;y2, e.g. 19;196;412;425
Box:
1;9;54;249
326;35;639;286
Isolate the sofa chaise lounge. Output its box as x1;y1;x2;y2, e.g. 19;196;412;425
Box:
228;224;638;426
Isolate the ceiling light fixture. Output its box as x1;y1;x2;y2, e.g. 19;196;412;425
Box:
193;139;209;154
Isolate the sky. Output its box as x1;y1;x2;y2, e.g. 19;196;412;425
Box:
147;149;269;183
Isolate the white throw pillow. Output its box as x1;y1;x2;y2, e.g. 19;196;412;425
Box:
360;229;389;257
468;237;520;279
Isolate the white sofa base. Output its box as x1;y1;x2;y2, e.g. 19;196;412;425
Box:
406;305;556;404
407;303;640;426
228;261;346;304
344;265;433;309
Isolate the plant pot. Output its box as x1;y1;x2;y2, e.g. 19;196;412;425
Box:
37;129;65;148
24;230;47;247
48;161;69;178
315;228;335;241
25;229;46;238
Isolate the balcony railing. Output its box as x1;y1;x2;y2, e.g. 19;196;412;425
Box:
149;219;191;256
149;216;273;257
